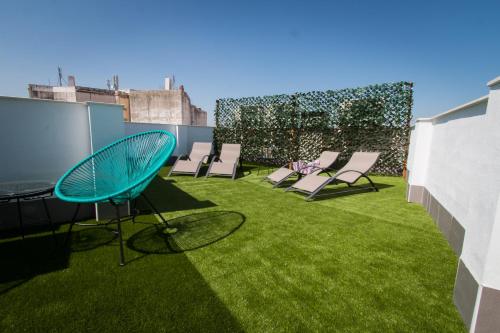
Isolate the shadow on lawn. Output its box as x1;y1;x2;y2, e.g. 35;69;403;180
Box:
69;227;117;252
310;182;394;201
0;233;70;296
135;176;216;214
127;211;245;254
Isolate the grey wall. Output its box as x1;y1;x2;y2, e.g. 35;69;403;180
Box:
0;96;91;183
88;102;125;152
125;122;213;157
128;90;207;126
129;90;184;124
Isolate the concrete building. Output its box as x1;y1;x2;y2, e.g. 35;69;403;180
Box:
28;76;207;126
129;84;207;125
28;82;131;121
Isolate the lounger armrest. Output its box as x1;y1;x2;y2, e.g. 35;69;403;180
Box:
224;158;240;164
201;154;211;164
307;166;333;176
332;169;369;182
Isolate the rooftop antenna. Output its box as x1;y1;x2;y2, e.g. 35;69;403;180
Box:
57;66;63;86
112;75;119;91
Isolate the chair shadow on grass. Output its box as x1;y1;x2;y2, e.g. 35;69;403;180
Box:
135;176;216;214
0;233;70;296
127;211;245;254
68;227;118;252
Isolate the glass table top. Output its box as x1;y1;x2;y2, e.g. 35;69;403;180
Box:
0;181;55;198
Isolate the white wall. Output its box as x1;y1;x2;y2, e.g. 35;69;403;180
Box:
0;96;210;221
88;102;125;152
0;97;124;183
125;122;213;156
408;90;499;287
407;76;500;331
0;96;91;183
186;125;214;153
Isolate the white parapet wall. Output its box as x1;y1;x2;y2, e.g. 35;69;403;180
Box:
0;96;212;225
407;76;500;332
125;122;214;157
0;96;125;223
0;97;125;182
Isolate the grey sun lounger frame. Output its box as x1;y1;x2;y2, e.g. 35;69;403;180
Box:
206;143;241;180
285;152;380;201
264;151;340;188
168;142;212;178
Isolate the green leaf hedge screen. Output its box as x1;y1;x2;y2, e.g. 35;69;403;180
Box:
214;82;413;176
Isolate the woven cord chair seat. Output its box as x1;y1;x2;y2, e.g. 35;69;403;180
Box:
55;130;176;204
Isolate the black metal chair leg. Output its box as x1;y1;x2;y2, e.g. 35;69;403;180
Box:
64;204;81;247
42;197;57;246
115;205;125;266
140;193;169;225
131;199;138;224
16;198;25;240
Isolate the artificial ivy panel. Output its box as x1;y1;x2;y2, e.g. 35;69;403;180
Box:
214;82;413;176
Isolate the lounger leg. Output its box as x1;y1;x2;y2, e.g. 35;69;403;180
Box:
364;175;378;192
232;164;237;180
304;178;334;201
194;162;203;178
114;205;125;266
64;203;81;247
272;173;297;188
205;161;213;178
168;157;180;177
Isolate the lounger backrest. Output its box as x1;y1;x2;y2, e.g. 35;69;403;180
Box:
220;144;241;163
335;152;380;183
318;151;340;168
189;142;212;163
339;152;380;173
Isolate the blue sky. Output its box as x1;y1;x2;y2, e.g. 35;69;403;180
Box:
0;0;499;125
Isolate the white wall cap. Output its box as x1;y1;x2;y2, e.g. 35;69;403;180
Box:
414;95;489;123
86;101;123;107
0;95;87;105
415;117;433;123
126;121;214;129
487;76;500;88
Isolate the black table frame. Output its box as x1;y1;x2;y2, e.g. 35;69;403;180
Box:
0;186;56;243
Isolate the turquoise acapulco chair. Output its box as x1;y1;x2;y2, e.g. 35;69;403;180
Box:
55;130;176;266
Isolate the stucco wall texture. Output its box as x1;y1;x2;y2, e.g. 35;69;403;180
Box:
129;89;207;126
407;76;500;332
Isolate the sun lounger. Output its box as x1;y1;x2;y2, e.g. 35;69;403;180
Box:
206;144;241;180
265;151;340;188
285;152;380;200
168;142;212;177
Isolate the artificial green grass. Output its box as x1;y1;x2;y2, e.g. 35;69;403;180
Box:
0;166;466;332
